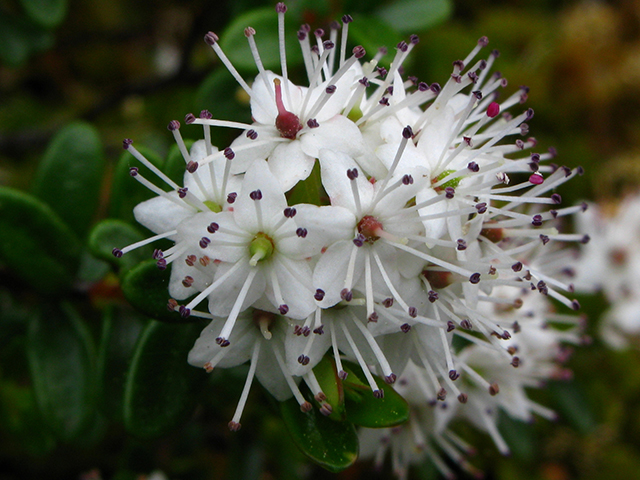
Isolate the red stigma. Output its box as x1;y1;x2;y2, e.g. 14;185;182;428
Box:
357;215;383;243
274;79;303;139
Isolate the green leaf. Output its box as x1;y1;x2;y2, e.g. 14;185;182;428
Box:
286;161;327;206
0;187;81;295
312;356;345;420
26;303;96;442
219;7;302;72
109;144;164;224
123;320;204;438
19;0;69;28
121;259;194;323
348;15;400;66
88;219;148;271
280;393;359;473
548;380;597;434
0;13;53;66
31;122;105;239
96;307;146;422
497;411;535;462
375;0;452;33
342;362;409;428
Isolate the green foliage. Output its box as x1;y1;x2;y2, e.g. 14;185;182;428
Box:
0;187;81;295
122;320;204;439
88;219;148;271
279;392;359;473
376;0;452;33
18;0;68;28
26;303;96;442
31;122;105;239
0;12;53;66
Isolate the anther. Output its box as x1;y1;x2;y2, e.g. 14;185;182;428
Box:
314;289;325;301
112;248;123;258
449;370;459;381
200;110;213;119
249;190;263;200
457;239;467;251
476;202;487;214
129;167;138;177
227;192;237;204
402;126;413;139
246;129;258;140
296;228;307;238
400;323;411;333
179;306;191;318
397;41;408;52
300;402;313;413
284;207;296;218
457;393;468;404
338;370;348;380
551;193;562;204
216;337;230;347
469;273;481;284
342;14;353;23
167;299;178;312
437;388;447;401
177;187;188;198
187;161;198;173
368;312;379;322
185;255;196;266
408;307;417;318
571;299;581;310
340;288;353;302
373;389;385;399
353;45;366;58
347;168;359;180
275;2;286;13
382;298;394;308
428;291;439;303
512;262;523;272
204;32;219;45
402;174;413;185
207;222;219;233
307;118;319;128
313;325;324;334
156;258;167;270
468;161;479;172
540;234;550;245
279;304;289;315
228;421;241;431
182;276;194;288
532;215;543;227
184;113;196;124
167;120;180;131
224;147;235;160
445;187;455;199
385;374;397;384
122;138;133;149
511;357;520;367
297;354;310;365
461;319;472;330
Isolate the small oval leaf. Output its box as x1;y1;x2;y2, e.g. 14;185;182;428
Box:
123;320;205;438
342;362;409;428
96;307;146;423
280;393;359;473
375;0;453;33
0;187;81;295
19;0;69;28
26;303;96;441
88;219;148;271
31;121;105;239
312;356;345;420
121;259;192;323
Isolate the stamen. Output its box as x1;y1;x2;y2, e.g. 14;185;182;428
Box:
229;340;262;430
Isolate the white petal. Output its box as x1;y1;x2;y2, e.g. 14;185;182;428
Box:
267;140;315;191
300;115;364;159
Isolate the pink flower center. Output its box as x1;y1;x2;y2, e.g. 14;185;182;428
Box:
357;215;384;243
274;78;303;139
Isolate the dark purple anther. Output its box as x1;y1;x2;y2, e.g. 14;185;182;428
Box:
184;113;196;124
167;120;180;131
296;228;307;238
249;189;262;201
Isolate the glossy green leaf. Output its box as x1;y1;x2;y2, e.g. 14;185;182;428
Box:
219;7;301;72
312;356;345;420
548;380;597;434
109;144;164;224
375;0;452;33
120;259;184;322
88;219;148;271
286;161;327;206
19;0;69;28
342;362;409;428
26;303;96;442
0;13;53;66
123;320;204;438
498;411;535;462
280;392;359;473
0;187;81;295
348;15;400;66
96;307;146;422
31;122;105;239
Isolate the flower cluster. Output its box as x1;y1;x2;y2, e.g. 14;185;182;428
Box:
576;194;640;349
116;2;586;472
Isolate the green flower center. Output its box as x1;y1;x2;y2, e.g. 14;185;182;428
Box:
249;232;275;266
203;200;222;213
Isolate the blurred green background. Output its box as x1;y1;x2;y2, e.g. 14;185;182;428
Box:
2;0;640;479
